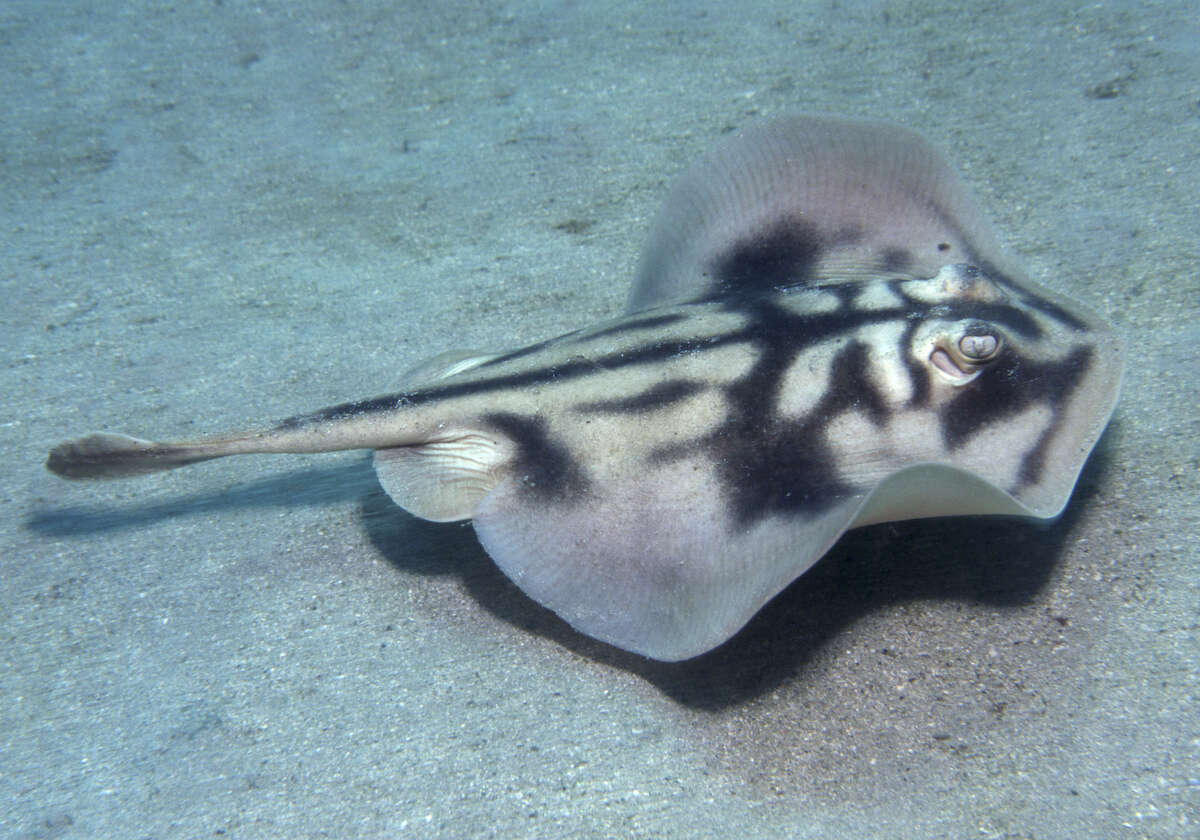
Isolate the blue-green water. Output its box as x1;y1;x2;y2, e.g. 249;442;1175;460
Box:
3;1;1196;836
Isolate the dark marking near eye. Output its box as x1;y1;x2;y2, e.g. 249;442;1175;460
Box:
919;205;1087;330
1016;290;1089;332
575;379;705;414
483;412;589;501
709;215;824;298
1014;348;1094;487
881;247;912;272
939;347;1094;487
948;301;1041;339
894;307;933;410
953;255;1089;333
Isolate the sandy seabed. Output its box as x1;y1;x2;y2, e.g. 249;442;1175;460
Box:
3;1;1197;837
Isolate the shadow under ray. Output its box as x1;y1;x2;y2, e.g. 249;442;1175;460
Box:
361;484;1084;710
27;459;377;538
367;428;1118;710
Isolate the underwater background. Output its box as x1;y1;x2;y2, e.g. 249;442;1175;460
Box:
3;0;1197;836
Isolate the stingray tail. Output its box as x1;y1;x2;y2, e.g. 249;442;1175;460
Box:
45;432;268;479
45;394;459;482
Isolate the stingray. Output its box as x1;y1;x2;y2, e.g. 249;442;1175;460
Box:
46;115;1123;661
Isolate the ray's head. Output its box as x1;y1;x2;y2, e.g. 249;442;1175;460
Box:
852;261;1123;523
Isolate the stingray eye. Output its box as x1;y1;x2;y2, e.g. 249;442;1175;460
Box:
929;325;1003;383
958;332;1000;361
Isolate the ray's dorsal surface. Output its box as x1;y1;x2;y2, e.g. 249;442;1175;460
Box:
46;115;1123;662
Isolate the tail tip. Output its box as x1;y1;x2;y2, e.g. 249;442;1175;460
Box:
46;432;160;479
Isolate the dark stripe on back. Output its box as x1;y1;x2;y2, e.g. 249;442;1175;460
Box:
276;283;1039;439
583;312;689;340
574;380;705;414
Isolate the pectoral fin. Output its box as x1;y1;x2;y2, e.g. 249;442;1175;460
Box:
372;434;509;522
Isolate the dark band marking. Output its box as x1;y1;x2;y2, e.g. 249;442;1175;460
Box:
951;253;1089;334
276;394;408;429
816;282;860;311
1011;287;1089;332
972;268;1089;333
483;412;589;501
709;215;825;298
574;379;705;414
918;195;1091;334
707;420;855;525
898;316;933;409
880;247;912;273
1014;347;1095;487
713;338;887;523
828;340;890;427
649;321;889;524
940;346;1094;488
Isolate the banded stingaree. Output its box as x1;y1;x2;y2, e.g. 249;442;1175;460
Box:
47;115;1123;661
